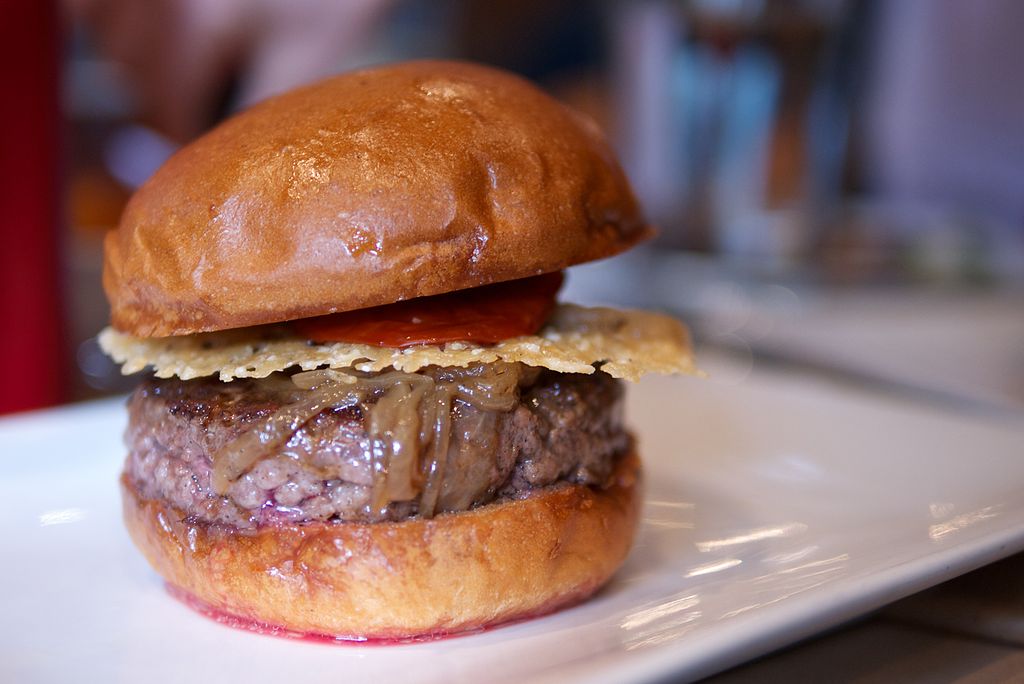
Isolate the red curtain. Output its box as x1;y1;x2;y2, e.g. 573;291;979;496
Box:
0;0;64;414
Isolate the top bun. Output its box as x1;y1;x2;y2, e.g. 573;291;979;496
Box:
104;60;651;337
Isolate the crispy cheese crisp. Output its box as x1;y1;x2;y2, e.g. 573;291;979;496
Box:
99;304;698;382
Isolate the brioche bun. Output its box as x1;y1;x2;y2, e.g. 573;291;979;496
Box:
121;451;641;639
104;60;651;338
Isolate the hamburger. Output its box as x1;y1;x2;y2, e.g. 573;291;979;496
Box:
99;60;697;640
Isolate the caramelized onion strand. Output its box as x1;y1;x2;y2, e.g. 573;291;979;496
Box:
418;389;453;518
210;362;530;517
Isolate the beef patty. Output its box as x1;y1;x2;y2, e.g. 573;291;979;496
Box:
124;365;629;529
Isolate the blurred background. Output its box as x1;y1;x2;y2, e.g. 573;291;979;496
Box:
2;0;1023;414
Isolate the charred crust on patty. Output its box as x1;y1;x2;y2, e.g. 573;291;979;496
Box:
125;368;630;528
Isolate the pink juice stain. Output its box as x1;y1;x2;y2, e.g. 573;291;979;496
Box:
165;582;589;646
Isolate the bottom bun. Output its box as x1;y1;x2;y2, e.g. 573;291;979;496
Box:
121;450;642;640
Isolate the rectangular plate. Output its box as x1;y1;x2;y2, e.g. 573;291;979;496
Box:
4;361;1024;683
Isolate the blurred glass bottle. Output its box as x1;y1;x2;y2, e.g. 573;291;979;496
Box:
612;0;855;269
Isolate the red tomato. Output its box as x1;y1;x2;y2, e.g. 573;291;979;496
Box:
292;272;564;348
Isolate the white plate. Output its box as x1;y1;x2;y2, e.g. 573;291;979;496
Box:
4;359;1024;683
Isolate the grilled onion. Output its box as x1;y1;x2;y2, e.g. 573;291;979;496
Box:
211;362;531;516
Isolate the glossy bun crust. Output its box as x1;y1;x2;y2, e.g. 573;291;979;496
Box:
104;60;651;337
121;451;641;639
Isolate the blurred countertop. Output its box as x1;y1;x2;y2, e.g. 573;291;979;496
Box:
567;248;1024;416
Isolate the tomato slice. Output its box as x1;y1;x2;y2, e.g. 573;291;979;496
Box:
292;272;564;348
